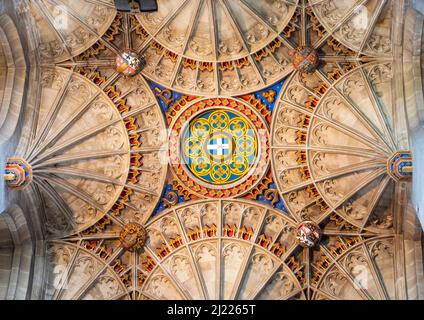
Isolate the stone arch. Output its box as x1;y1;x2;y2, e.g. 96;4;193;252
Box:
0;205;33;299
0;14;26;144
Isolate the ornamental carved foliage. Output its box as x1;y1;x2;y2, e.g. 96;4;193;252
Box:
25;0;410;301
44;200;308;300
165;253;203;299
238;252;275;299
84;275;123;300
45;244;75;299
271;62;397;233
29;0;116;62
46;241;129;300
265;3;402;299
258;271;296;300
311;236;396;300
43;204;398;299
137;200;302;300
25;65;167;237
310;0;393;56
34;68;129;234
321;270;353;298
134;0;298;95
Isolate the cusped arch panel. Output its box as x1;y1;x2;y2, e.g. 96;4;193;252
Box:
45;241;131;300
311;236;395;300
139;199;303;300
271;62;398;233
44;200;304;300
24;67;167;237
29;0;117;63
136;0;298;95
43;203;398;300
309;0;394;56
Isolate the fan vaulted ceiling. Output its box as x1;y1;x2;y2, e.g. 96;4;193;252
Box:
0;0;423;300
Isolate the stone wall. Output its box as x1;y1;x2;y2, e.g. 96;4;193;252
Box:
0;217;13;299
403;3;424;229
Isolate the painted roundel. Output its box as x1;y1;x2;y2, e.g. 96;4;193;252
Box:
169;97;269;198
181;109;258;185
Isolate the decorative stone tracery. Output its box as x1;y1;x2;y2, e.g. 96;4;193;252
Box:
135;0;299;95
11;67;167;237
6;0;422;301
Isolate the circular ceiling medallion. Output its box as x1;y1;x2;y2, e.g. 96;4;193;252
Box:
169;97;269;198
181;109;258;186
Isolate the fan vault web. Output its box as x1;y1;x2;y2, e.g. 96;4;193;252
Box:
4;0;418;300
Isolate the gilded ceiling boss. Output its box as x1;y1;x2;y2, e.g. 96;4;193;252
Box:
0;0;422;302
